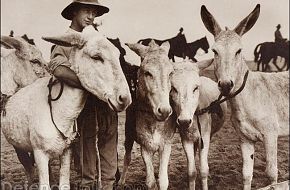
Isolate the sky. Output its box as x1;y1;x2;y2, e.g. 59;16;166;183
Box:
1;0;289;64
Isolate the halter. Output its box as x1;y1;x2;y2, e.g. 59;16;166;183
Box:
47;77;79;145
194;70;249;149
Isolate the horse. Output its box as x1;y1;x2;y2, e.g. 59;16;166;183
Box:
138;36;209;62
181;36;210;62
254;41;289;71
201;4;289;190
138;33;187;62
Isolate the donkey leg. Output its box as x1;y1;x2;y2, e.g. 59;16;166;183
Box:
199;132;211;190
264;135;278;185
141;147;157;190
158;144;172;190
119;107;136;186
240;140;255;190
34;150;51;190
14;147;36;185
119;136;134;185
59;148;72;190
182;140;197;190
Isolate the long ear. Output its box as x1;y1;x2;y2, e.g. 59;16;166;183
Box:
1;36;25;51
200;5;222;37
42;32;84;48
125;43;148;60
196;58;214;70
160;41;170;54
234;4;260;36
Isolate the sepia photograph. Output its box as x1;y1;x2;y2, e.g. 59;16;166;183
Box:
1;0;289;189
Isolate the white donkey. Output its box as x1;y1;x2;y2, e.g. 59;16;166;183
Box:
1;26;131;189
1;36;48;96
170;60;227;190
200;4;289;189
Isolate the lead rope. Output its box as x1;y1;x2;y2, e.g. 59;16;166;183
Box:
194;70;249;149
95;106;102;190
47;77;79;144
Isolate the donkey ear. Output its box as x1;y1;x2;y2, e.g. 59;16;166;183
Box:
125;43;148;59
42;32;84;48
200;5;222;37
1;36;25;51
234;4;260;36
160;41;170;54
196;59;214;70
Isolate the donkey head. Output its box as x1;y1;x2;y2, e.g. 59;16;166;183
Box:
1;36;48;95
1;36;48;69
43;25;131;112
170;59;213;128
201;4;260;96
127;40;173;121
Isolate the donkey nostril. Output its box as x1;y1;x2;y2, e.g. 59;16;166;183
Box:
230;80;234;88
157;107;162;115
218;81;222;87
177;119;181;125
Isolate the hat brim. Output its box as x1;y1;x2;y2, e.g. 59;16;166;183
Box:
61;2;109;20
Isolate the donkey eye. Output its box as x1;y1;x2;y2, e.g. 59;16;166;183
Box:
92;55;104;62
235;49;242;56
144;71;153;78
30;59;41;65
193;86;198;93
212;49;218;56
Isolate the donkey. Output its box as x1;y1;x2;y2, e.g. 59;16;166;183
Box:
170;60;226;190
1;36;48;96
1;26;131;189
200;4;289;189
119;41;175;190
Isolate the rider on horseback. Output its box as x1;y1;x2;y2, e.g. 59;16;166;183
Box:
275;24;287;44
273;24;288;64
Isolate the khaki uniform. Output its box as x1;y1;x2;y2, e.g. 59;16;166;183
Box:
49;28;118;190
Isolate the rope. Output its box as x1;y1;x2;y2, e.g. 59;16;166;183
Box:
47;77;79;144
194;70;249;149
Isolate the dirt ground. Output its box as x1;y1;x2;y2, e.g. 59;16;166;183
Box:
1;61;289;189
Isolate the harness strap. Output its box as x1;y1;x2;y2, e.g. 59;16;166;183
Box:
47;77;79;144
194;70;249;149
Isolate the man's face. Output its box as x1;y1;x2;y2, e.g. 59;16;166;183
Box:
73;5;98;29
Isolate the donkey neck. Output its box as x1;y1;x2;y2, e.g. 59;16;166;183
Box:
50;80;88;136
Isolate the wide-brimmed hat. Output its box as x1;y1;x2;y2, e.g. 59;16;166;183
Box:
276;24;281;28
61;0;109;20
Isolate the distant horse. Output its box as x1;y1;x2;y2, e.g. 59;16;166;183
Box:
180;36;209;62
138;36;209;62
138;34;187;62
254;41;289;71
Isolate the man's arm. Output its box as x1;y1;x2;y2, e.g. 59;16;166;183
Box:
49;45;84;90
53;65;84;89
